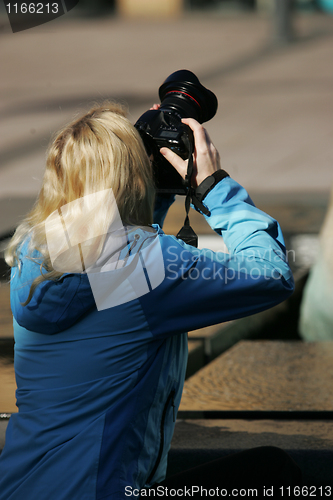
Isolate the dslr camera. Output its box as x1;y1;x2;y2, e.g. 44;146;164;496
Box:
135;70;218;195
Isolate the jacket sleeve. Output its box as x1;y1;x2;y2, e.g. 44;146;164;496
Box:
139;176;294;338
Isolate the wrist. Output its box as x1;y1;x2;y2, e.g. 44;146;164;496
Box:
194;170;229;203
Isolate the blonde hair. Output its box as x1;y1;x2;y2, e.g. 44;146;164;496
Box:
5;102;155;303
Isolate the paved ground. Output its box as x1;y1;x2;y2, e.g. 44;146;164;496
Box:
168;419;333;486
0;10;333;236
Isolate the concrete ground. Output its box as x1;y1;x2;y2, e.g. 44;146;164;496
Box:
0;10;333;236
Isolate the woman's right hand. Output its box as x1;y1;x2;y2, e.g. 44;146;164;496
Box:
160;118;221;189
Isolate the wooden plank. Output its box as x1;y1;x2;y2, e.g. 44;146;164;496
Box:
0;359;16;414
0;283;12;339
180;340;333;412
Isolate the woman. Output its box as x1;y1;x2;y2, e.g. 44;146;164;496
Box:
0;103;299;499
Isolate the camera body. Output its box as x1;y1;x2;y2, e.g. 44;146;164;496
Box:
135;70;218;195
135;108;193;195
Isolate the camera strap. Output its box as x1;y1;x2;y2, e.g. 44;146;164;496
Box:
176;141;198;247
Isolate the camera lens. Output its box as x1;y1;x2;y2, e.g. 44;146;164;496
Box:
134;70;218;194
158;69;218;123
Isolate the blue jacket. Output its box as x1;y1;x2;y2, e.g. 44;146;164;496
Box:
0;177;294;499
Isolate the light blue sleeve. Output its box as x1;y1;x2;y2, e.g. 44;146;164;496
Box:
139;177;294;338
201;176;293;282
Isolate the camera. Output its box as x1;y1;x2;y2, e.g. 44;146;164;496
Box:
135;70;218;195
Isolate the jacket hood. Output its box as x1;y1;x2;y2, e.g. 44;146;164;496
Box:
10;225;162;334
10;240;95;335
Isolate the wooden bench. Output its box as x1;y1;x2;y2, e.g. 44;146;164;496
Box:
0;360;16;415
173;340;333;487
180;340;333;415
0;282;15;414
0;283;12;340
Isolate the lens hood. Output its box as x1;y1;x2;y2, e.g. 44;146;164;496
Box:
158;69;218;123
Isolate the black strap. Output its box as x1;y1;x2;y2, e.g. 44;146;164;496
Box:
191;194;211;217
176;141;198;248
176;146;229;247
194;169;229;203
191;169;229;216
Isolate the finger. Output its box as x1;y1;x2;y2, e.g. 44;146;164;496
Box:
181;117;206;140
149;104;160;110
209;139;218;158
181;118;210;153
204;128;215;149
160;147;188;179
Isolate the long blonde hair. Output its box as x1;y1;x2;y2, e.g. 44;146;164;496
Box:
5;102;155;303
